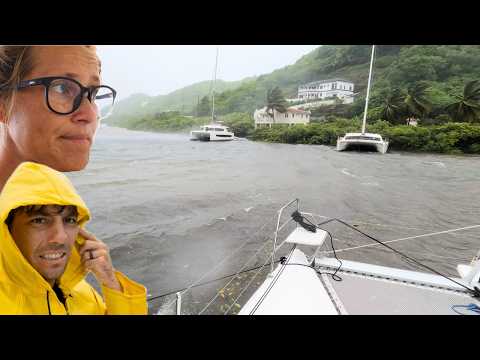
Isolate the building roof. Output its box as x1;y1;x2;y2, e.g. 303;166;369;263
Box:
287;107;310;114
300;78;353;87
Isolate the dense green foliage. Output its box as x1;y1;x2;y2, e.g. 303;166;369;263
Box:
445;80;480;122
219;112;255;137
105;79;252;127
118;111;206;132
114;110;255;138
250;119;480;154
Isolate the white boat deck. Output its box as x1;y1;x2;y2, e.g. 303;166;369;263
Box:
239;211;480;315
320;267;479;315
240;251;480;315
239;248;338;315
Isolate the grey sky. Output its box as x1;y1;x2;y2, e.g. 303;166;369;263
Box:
96;45;320;101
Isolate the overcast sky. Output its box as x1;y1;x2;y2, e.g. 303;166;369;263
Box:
96;45;320;101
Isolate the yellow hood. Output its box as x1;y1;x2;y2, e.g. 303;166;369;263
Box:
0;162;91;295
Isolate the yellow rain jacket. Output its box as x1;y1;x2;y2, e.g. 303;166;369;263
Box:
0;162;148;315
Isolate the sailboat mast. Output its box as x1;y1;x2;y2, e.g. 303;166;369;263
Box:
361;45;375;134
211;46;219;123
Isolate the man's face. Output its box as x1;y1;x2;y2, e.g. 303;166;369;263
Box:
6;46;101;171
9;205;79;286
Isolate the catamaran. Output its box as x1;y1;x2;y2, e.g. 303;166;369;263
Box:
156;198;480;315
190;47;235;142
337;45;389;154
190;124;234;141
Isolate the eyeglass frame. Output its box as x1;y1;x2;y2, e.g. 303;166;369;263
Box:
0;76;117;116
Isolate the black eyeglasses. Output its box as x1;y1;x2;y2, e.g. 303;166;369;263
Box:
1;76;117;119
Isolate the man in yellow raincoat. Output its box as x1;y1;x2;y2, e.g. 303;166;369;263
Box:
0;161;148;314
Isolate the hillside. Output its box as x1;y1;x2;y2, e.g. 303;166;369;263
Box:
106;78;253;127
106;45;480;129
210;45;480;116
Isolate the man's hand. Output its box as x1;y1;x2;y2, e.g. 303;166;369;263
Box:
77;228;122;292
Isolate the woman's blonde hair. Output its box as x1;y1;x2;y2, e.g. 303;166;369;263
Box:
0;46;100;141
0;46;35;123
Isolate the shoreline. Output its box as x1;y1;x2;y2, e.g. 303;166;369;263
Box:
100;125;480;157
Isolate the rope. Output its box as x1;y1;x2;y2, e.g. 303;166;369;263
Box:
160;212;277;311
224;255;277;315
307;212;440;232
241;246;296;315
155;209;480;314
307;212;480;261
198;237;274;315
321;217;479;295
451;303;480;315
149;258;282;303
322;224;480;254
307;211;456;233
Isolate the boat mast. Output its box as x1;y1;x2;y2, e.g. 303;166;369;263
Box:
361;45;375;135
211;46;219;124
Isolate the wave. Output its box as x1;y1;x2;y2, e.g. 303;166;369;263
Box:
423;161;446;168
341;168;359;178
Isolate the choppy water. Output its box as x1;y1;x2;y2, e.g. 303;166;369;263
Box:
67;126;480;314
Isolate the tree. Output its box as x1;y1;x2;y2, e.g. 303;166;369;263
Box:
379;88;406;124
404;82;432;120
265;86;287;124
196;96;211;117
445;80;480;123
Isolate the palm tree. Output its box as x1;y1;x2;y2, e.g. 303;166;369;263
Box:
445;80;480;123
380;88;405;124
404;82;432;120
265;86;288;124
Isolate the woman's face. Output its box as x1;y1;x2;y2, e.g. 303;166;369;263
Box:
5;46;101;172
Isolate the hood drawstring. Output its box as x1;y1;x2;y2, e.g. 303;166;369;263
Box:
46;291;51;315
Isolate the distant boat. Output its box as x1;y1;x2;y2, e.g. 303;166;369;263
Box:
337;132;388;153
336;45;389;154
190;124;234;141
190;47;235;142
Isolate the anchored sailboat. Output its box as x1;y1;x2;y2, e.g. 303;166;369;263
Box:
336;45;389;154
190;47;235;142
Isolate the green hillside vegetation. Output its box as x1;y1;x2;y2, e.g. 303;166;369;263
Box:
251;119;480;154
106;78;253;128
106;45;480;153
205;45;480;117
118;110;255;138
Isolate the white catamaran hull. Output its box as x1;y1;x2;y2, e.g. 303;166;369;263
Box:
337;138;389;154
190;131;234;141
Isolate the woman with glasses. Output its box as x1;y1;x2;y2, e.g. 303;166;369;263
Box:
0;46;117;191
0;47;147;314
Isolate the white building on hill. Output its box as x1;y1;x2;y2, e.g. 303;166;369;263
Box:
298;78;354;104
254;107;311;129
